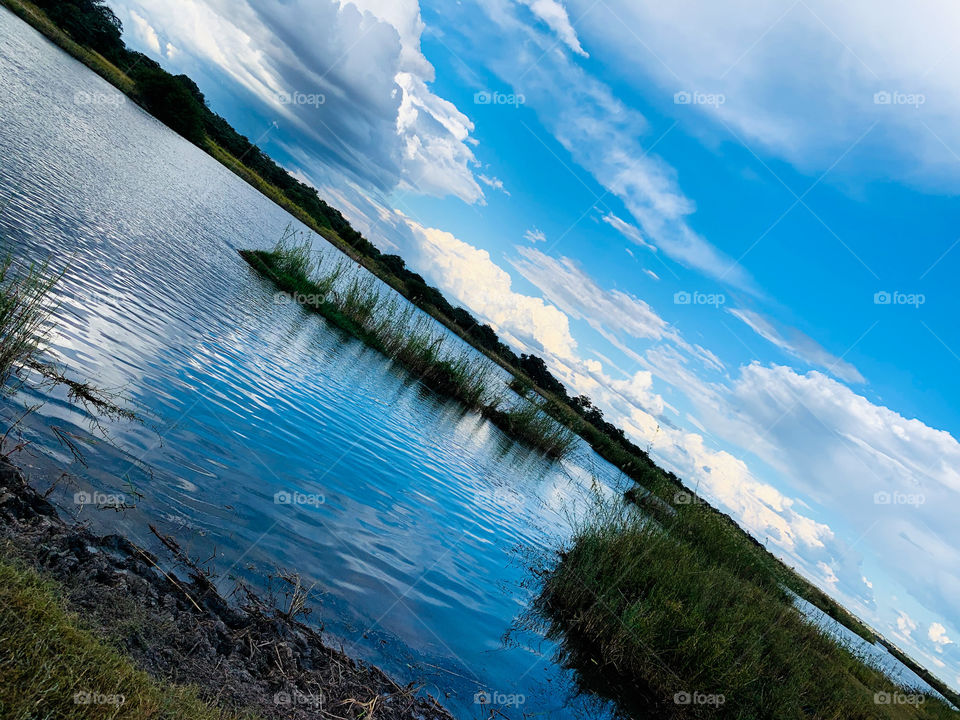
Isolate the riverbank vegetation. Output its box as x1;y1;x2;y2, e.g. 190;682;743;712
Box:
536;495;959;719
0;560;249;720
240;235;574;458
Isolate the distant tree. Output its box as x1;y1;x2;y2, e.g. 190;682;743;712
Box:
518;354;569;399
35;0;124;60
132;67;206;143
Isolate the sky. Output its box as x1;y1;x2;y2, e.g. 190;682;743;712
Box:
111;0;960;690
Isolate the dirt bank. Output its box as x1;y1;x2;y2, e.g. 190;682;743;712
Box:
0;457;453;720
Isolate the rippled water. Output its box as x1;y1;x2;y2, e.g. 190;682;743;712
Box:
0;10;630;720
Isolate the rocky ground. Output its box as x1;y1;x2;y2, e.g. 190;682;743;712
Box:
0;457;454;720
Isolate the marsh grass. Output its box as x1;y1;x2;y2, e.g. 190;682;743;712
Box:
0;253;59;389
482;400;576;460
0;559;253;720
242;236;577;457
537;496;957;719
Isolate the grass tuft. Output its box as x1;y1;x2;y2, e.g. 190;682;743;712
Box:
537;496;958;719
240;234;576;459
0;559;252;719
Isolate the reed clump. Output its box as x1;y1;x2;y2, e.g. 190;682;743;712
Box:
241;232;575;459
537;496;957;719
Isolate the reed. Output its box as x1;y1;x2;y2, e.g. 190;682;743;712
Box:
537;495;957;719
242;237;579;457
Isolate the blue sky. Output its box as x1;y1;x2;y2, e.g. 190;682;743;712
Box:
112;0;960;689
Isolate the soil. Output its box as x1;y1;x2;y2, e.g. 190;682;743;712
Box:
0;457;454;720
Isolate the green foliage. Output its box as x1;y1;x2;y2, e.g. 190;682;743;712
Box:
131;67;207;143
538;498;958;719
0;559;251;720
32;0;123;61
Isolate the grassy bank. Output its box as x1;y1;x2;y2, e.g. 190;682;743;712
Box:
0;560;248;720
537;498;958;719
240;236;574;458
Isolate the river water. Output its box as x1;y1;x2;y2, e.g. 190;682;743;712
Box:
0;9;630;720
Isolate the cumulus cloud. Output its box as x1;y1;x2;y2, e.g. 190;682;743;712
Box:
120;0;483;202
129;9;161;54
511;247;668;344
930;623;954;652
728;307;866;383
897;610;918;639
402;219;578;358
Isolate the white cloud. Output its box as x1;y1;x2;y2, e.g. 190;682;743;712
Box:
478;174;510;195
603;213;656;252
523;227;546;243
517;0;588;57
728;307;865;384
511;247;668;344
571;0;960;188
164;42;179;59
129;9;161;54
818;561;840;586
897;610;918;639
123;0;483;202
643;268;660;281
930;623;954;652
468;0;760;293
395;72;484;203
403;218;578;358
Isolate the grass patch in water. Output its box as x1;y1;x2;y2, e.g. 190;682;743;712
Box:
0;559;252;720
240;233;576;459
537;497;958;719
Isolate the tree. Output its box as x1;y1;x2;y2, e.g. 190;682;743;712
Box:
132;67;206;143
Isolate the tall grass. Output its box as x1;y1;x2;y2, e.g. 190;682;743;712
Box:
0;253;59;388
0;559;251;720
537;496;957;719
241;235;574;459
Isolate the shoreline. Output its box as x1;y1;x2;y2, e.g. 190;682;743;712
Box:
0;456;453;720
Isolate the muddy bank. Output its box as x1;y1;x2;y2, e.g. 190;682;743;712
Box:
0;457;453;720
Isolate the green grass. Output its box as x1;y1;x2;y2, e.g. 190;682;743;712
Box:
240;234;578;459
0;559;252;720
537;497;958;719
0;253;59;389
482;400;575;460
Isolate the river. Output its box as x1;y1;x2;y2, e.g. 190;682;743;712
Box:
0;8;630;720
